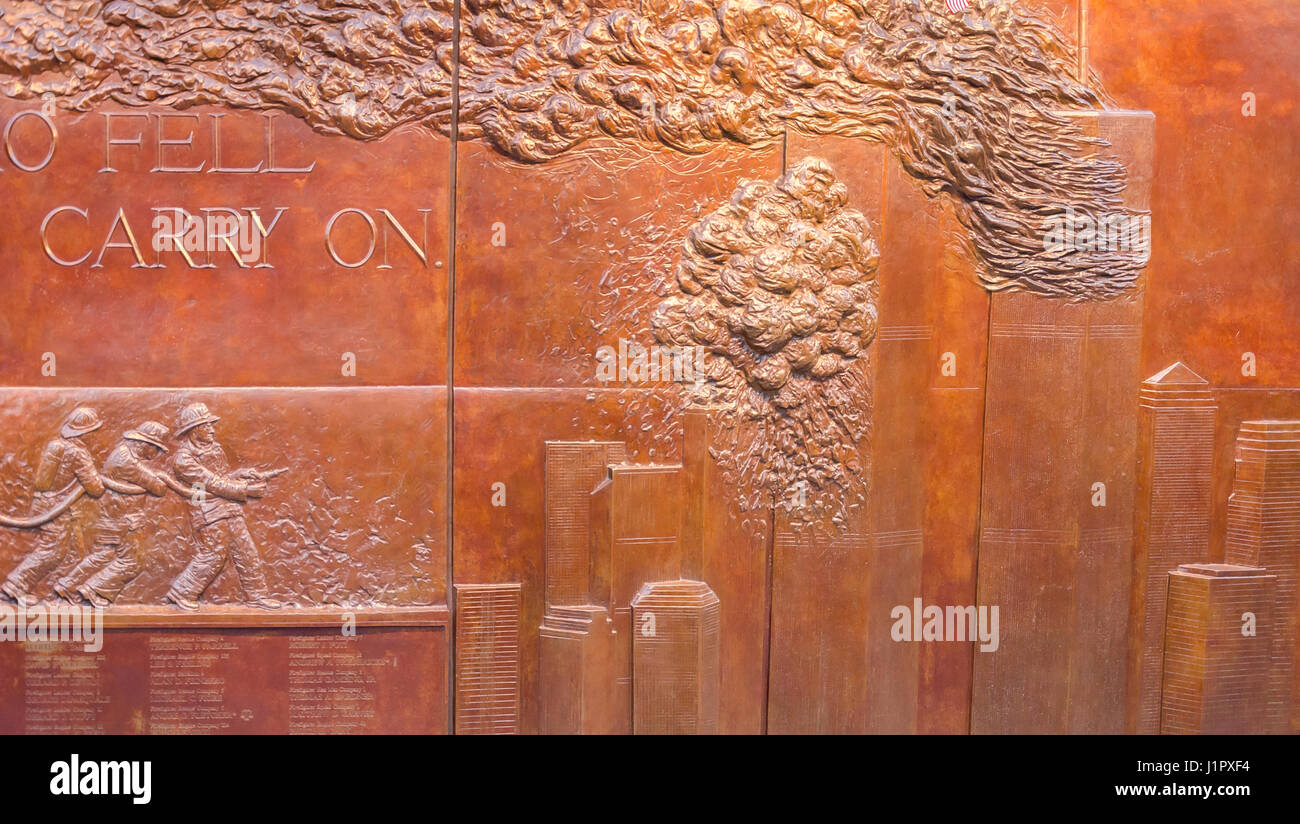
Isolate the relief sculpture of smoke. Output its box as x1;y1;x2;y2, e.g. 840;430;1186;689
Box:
653;157;877;527
1;0;1140;297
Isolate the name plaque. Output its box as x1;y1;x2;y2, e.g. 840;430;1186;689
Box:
0;609;448;734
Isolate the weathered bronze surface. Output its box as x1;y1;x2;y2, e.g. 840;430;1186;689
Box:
0;617;449;733
0;0;1146;297
0;389;446;608
0;0;1295;736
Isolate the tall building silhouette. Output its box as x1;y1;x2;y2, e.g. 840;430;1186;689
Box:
538;441;626;733
681;406;766;733
1128;362;1216;733
544;441;628;605
590;463;684;731
972;110;1153;733
769;513;871;733
538;433;737;735
631;580;721;734
1161;564;1275;734
538;604;618;734
455;583;522;734
1223;420;1300;732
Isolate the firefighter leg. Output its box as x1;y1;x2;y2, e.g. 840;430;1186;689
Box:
83;536;141;603
166;523;229;605
3;525;69;598
54;538;117;595
226;518;278;608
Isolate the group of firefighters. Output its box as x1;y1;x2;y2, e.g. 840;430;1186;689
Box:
0;402;283;611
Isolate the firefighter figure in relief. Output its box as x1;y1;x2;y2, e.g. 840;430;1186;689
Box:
53;420;171;607
165;403;284;612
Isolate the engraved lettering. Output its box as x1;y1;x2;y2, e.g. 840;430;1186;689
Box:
40;206;91;266
325;208;377;268
100;113;148;173
3;110;57;172
153;113;205;173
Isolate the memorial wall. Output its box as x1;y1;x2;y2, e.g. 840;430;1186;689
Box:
0;0;1295;736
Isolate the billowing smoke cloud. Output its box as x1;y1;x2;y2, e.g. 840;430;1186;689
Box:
653;157;876;526
0;0;1140;297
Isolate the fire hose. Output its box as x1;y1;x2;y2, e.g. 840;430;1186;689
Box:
0;485;85;529
0;468;287;529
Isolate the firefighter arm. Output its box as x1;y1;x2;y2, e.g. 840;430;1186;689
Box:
174;452;249;502
139;466;169;497
74;451;106;498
